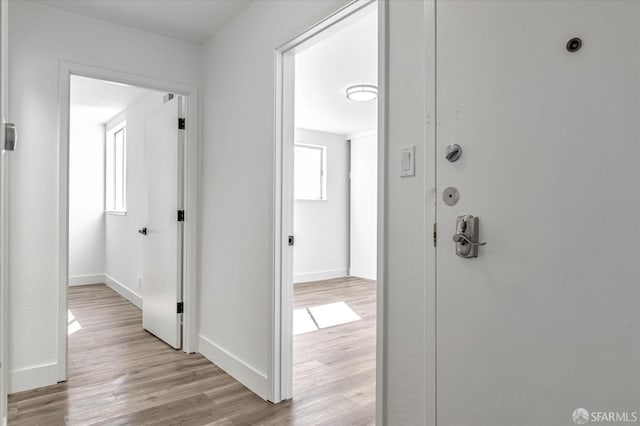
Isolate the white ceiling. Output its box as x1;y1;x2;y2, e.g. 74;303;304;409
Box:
31;0;251;44
295;9;377;137
70;75;159;124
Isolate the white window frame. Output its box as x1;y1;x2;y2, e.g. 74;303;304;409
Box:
294;143;327;201
105;120;127;214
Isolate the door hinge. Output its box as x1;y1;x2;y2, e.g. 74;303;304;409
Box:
288;235;294;246
177;210;185;222
433;223;437;247
178;118;186;130
177;302;184;314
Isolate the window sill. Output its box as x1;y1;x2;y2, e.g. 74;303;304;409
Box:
294;198;328;202
105;210;127;216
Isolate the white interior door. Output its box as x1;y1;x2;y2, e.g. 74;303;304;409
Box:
0;0;9;420
436;2;640;425
142;96;183;349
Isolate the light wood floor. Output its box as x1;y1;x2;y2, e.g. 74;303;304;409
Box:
8;277;376;425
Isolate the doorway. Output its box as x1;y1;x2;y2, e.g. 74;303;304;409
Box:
274;0;379;414
58;63;199;382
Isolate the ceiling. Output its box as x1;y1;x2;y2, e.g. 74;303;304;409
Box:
31;0;251;44
70;75;159;124
295;9;377;137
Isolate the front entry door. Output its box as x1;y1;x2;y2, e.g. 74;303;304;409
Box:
142;96;184;349
436;2;640;424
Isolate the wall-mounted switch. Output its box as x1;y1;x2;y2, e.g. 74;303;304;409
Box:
401;146;415;177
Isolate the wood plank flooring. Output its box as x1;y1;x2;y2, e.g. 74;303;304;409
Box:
8;278;375;425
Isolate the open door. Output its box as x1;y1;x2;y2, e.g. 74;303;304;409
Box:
0;0;9;421
435;1;640;424
141;96;184;349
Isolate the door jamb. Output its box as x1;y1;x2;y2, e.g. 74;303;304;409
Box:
271;0;382;413
0;0;8;421
424;0;437;425
57;61;200;382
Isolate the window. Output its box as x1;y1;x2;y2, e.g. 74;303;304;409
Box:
106;122;126;213
294;144;326;200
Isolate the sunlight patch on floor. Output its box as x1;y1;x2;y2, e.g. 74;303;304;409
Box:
293;308;318;335
294;301;361;335
68;309;82;336
308;301;361;328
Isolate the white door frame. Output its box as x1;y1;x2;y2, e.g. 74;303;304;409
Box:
57;61;200;381
271;0;384;414
0;0;8;421
425;0;437;425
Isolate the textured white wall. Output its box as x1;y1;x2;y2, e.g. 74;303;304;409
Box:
293;128;349;283
7;0;199;392
68;121;105;280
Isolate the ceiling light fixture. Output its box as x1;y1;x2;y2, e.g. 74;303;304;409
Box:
346;84;378;102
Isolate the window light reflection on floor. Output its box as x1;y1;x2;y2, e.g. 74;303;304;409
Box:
293;301;361;336
68;309;82;336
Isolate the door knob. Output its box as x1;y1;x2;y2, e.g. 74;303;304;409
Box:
453;215;485;258
138;227;147;235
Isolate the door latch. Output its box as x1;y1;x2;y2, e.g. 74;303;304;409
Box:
4;123;16;151
452;215;486;258
138;227;147;235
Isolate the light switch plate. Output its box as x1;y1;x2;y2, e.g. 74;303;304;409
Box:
401;146;415;177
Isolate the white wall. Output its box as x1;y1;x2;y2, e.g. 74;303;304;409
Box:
293;128;349;283
68;120;105;285
349;132;377;280
7;0;199;393
198;0;350;400
104;93;163;307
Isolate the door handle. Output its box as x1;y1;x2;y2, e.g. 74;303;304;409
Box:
453;215;486;258
3;123;16;151
138;227;147;235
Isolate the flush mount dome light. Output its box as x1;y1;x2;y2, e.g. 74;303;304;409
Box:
346;84;378;101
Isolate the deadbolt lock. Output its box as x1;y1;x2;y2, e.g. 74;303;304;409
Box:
445;144;462;162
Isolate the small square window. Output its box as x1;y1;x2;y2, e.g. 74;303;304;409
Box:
106;122;126;213
294;144;326;200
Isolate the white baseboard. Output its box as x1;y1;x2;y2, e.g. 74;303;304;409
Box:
68;273;106;286
198;335;269;401
104;273;142;309
293;268;348;284
348;271;377;281
9;362;58;394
